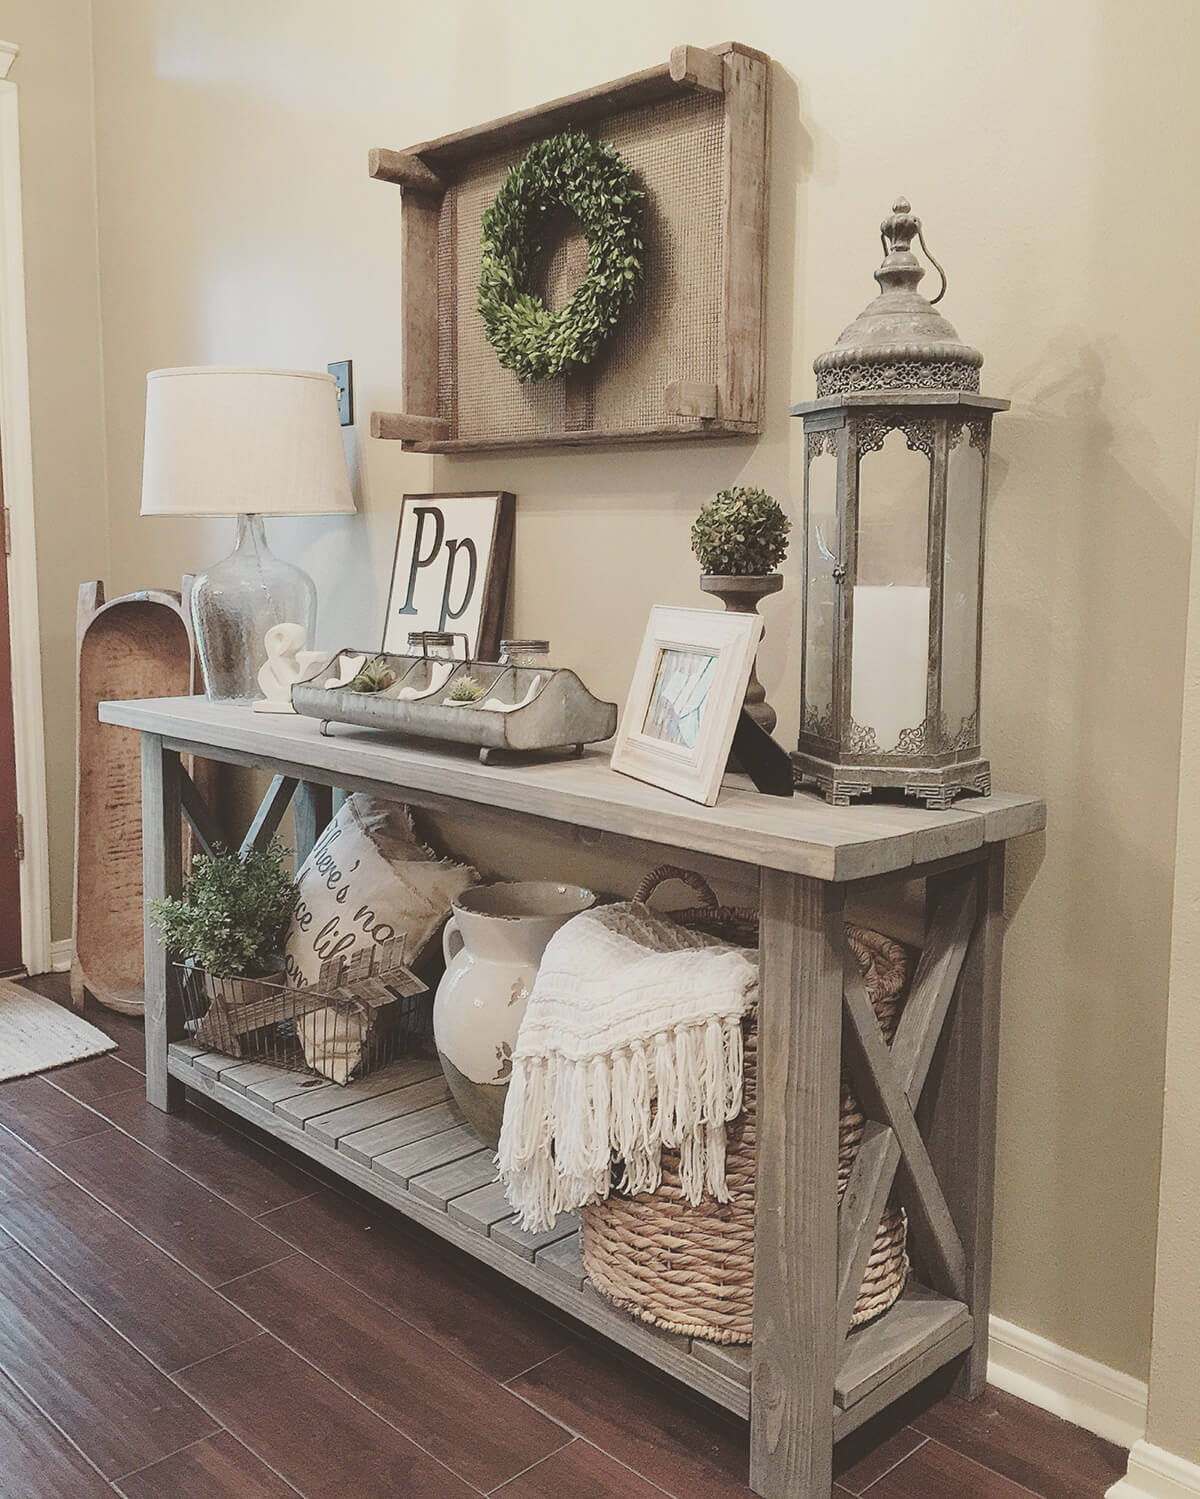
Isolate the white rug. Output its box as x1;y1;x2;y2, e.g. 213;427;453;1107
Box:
0;978;117;1082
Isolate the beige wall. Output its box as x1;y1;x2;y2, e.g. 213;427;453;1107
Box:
0;0;109;938
62;0;1200;1386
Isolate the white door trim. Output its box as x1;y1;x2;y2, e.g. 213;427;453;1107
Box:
0;43;51;976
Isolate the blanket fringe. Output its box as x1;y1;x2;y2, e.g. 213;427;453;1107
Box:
497;1014;746;1233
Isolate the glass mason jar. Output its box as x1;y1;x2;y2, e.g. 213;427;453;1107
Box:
499;638;551;668
409;631;459;660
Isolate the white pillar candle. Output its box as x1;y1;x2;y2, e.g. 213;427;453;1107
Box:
851;585;930;753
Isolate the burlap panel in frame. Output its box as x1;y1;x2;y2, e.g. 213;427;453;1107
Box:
439;90;726;442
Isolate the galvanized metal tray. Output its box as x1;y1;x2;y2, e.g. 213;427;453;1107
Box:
291;650;617;762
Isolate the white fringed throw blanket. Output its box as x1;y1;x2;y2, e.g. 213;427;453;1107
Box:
497;902;758;1232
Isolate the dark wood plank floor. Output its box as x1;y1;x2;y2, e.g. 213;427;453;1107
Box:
0;975;1129;1498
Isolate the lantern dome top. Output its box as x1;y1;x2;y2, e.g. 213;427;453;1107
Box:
813;197;983;398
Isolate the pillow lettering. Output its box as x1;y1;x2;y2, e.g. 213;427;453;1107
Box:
286;794;477;988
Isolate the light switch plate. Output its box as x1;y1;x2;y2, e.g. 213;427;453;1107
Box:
328;360;353;426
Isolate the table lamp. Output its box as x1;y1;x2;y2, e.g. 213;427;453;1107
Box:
140;366;355;702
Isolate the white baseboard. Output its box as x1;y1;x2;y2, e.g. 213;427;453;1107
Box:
1107;1441;1200;1498
47;938;72;973
988;1315;1148;1451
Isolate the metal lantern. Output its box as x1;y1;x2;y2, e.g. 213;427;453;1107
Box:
790;197;1008;809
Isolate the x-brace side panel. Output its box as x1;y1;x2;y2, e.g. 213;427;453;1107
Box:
836;867;979;1341
177;770;333;867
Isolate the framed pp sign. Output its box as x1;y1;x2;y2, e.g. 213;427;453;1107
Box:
382;491;514;659
611;606;762;806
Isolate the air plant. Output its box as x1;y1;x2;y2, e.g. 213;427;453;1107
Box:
448;675;484;703
347;656;397;694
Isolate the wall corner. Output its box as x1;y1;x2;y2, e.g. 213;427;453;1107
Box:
1108;1441;1200;1499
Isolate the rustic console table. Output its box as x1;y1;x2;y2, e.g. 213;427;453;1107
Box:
100;695;1044;1499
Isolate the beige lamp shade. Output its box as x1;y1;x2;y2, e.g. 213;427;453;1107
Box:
140;366;355;517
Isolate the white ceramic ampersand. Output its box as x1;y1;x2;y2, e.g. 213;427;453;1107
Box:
254;623;328;714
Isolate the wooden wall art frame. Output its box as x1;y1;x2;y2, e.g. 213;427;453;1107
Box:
369;41;770;454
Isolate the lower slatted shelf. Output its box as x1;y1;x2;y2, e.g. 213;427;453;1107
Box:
169;1042;972;1432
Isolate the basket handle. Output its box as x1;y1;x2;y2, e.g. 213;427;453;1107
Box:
633;864;720;909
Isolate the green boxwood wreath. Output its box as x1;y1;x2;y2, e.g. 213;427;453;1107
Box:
477;131;645;384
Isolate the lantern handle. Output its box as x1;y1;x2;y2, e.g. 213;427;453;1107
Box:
880;206;948;304
916;221;947;305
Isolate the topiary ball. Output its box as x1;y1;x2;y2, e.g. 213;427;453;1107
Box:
691;486;791;576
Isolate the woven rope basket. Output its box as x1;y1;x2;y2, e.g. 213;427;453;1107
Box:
580;865;911;1345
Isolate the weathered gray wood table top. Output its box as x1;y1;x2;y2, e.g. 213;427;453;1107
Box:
98;696;1044;882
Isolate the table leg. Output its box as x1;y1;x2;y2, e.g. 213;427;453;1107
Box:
752;871;845;1497
141;733;184;1112
920;846;1005;1396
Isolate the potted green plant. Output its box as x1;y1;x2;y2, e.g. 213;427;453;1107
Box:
691;485;791;733
150;843;299;1034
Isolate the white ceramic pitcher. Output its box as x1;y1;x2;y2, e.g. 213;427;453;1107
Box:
434;880;596;1146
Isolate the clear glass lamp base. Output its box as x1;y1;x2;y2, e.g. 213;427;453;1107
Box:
190;514;317;702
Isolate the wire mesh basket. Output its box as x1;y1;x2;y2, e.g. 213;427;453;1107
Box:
176;939;430;1085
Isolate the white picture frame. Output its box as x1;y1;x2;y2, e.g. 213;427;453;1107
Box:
611;606;763;806
382;491;515;659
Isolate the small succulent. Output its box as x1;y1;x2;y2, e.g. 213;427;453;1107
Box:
347;656;397;694
691;486;791;576
448;675;484;703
